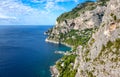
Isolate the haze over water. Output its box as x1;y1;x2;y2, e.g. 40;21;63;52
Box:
0;26;71;77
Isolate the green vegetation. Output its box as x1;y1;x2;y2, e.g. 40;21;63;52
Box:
84;49;90;57
85;58;91;62
97;0;110;6
57;11;80;23
110;13;117;21
55;28;95;77
110;13;114;17
56;55;77;77
101;23;105;27
100;60;105;65
48;0;120;76
55;22;97;77
84;49;91;62
57;0;110;23
89;38;95;46
86;70;96;77
112;15;117;21
45;28;53;35
97;0;110;1
111;57;119;62
60;28;94;48
106;40;113;48
94;38;120;62
57;1;96;23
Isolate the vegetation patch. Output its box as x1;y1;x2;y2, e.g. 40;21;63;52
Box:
110;13;117;21
57;1;97;23
97;0;110;6
89;38;95;46
60;28;94;49
94;39;120;62
86;70;96;77
56;55;77;77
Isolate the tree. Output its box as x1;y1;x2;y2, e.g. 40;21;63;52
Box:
97;0;110;2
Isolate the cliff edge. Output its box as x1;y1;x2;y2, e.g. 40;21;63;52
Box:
46;0;120;77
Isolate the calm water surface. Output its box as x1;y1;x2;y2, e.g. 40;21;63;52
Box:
0;26;71;77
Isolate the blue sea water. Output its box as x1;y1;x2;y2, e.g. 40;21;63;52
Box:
0;26;71;77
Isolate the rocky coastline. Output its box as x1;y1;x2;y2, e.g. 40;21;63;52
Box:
45;38;73;48
45;38;59;44
46;39;74;77
50;66;59;77
46;0;120;77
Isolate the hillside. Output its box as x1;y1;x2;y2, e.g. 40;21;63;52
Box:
46;0;120;77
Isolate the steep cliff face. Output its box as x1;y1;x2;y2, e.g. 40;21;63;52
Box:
46;0;120;77
75;0;120;77
89;0;120;59
46;1;106;43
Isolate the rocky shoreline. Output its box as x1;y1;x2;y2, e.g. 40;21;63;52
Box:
45;38;73;48
50;66;59;77
60;42;73;48
45;39;73;77
46;0;120;77
45;38;59;44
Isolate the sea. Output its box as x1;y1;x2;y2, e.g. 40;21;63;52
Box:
0;26;71;77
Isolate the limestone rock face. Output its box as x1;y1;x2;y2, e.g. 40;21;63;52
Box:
75;0;120;77
90;0;120;59
73;6;106;30
47;0;120;77
46;5;106;43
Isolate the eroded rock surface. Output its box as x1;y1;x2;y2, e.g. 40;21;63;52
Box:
47;0;120;77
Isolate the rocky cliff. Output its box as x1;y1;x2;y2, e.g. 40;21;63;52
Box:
46;1;107;44
46;0;120;77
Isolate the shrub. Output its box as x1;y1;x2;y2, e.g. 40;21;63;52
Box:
56;55;77;77
61;28;94;48
57;1;96;23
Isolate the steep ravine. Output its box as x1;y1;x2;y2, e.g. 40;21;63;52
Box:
46;0;120;77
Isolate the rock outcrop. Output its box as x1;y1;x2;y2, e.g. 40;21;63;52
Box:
75;0;120;77
46;1;106;43
46;0;120;77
